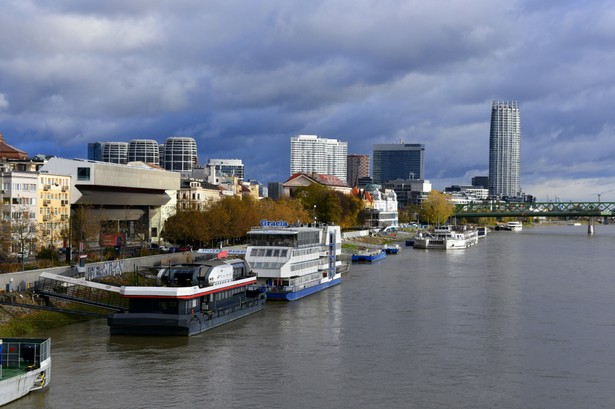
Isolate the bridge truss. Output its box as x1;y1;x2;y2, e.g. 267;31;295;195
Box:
454;202;615;218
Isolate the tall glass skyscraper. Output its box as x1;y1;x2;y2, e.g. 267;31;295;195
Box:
488;101;521;199
290;135;348;182
372;143;424;184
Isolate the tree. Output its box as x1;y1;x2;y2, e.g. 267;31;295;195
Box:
71;204;103;255
419;191;455;226
336;192;363;228
295;184;343;225
10;206;37;271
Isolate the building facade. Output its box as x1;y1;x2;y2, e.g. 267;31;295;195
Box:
383;178;432;207
372;143;424;184
471;176;489;189
162;137;198;176
101;142;129;164
489;101;521;199
128;139;160;165
206;159;244;181
347;154;370;187
40;158;180;246
290;135;348;182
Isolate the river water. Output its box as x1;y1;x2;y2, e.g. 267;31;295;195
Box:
8;224;615;409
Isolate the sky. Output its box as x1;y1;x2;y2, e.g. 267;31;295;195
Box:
1;0;615;202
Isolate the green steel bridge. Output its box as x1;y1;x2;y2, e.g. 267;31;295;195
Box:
454;201;615;218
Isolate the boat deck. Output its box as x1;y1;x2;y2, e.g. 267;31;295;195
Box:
1;366;30;381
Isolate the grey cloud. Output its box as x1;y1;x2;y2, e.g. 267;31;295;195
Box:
0;0;614;200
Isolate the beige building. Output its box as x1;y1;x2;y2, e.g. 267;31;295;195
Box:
178;180;222;210
37;173;71;250
282;172;352;197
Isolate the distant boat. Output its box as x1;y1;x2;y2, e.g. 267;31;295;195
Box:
568;222;581;226
382;244;400;254
506;221;523;231
495;222;523;231
413;226;479;250
351;249;386;262
0;338;51;406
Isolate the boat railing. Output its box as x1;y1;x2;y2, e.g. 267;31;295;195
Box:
1;338;50;371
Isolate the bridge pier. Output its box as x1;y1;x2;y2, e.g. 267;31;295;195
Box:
588;217;595;235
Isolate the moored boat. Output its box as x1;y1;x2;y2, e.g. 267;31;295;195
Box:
413;226;479;250
0;338;51;406
245;221;344;301
382;244;400;254
506;221;523;231
351;249;387;262
107;258;266;336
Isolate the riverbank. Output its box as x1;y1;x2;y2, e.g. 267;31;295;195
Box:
0;293;103;336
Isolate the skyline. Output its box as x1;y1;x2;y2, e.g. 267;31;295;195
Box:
1;1;615;201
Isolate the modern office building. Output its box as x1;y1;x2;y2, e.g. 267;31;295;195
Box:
128;139;160;165
347;154;370;187
87;142;103;162
372;143;424;184
488;101;521;199
471;176;489;189
162;137;198;176
207;159;244;181
290;135;348;182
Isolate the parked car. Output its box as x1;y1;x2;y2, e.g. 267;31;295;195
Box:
16;250;30;260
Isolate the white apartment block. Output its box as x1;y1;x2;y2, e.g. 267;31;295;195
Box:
290;135;348;182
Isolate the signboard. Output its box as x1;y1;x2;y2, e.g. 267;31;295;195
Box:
99;232;127;247
260;219;289;227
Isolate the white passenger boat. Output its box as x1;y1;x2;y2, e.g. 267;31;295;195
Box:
506;221;523;231
245;221;344;301
413;226;479;250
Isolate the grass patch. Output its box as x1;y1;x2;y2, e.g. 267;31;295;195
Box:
0;302;107;337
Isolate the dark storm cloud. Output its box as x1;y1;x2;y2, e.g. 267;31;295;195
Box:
1;0;615;200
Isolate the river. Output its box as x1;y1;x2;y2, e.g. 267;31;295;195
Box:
8;223;615;409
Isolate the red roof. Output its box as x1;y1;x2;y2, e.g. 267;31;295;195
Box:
0;133;28;160
284;172;349;188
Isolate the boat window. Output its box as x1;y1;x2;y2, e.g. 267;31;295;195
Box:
266;249;273;257
280;249;288;257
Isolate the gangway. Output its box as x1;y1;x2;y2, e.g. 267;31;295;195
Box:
32;272;128;313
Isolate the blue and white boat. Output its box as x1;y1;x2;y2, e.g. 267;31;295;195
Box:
383;244;400;254
245;221;344;301
351;249;386;262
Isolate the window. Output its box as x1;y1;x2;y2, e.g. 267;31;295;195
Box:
77;167;91;181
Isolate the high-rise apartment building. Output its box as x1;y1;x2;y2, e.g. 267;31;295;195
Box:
347;154;370;187
162;136;198;175
372;143;424;184
128;139;160;165
488;101;521;198
290;135;348;181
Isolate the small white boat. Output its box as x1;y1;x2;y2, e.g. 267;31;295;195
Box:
506;221;523;231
